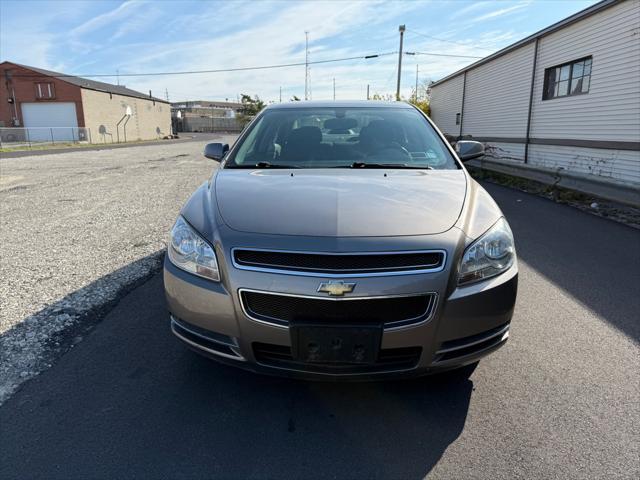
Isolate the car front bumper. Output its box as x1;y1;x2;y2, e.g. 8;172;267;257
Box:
163;249;517;379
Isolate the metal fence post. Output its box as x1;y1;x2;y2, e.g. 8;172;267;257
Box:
71;128;76;143
26;128;31;149
50;128;55;145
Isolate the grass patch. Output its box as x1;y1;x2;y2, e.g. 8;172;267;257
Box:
0;139;166;153
468;166;591;202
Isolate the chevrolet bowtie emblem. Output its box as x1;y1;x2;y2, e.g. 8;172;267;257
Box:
317;280;356;296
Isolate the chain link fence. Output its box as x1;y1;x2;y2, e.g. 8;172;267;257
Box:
179;117;245;133
0;127;91;149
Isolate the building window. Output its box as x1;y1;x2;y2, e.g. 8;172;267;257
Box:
35;82;55;99
543;56;592;100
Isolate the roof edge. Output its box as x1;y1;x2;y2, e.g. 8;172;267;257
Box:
430;0;618;87
0;60;84;91
79;85;170;104
0;61;169;104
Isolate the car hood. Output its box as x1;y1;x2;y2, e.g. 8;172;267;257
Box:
214;169;467;237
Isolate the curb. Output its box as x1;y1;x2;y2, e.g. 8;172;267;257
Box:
467;157;640;208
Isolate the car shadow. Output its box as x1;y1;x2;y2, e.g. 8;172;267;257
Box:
0;273;472;480
169;353;473;479
484;182;640;342
0;250;165;404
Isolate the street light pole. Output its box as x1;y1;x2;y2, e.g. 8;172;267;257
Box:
396;24;405;101
304;31;310;100
367;84;370;100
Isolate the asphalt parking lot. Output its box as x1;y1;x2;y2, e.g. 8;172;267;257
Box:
0;139;638;479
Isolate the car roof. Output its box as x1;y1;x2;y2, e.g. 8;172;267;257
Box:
265;100;414;110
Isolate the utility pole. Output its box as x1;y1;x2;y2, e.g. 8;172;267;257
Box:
333;78;335;100
279;86;282;103
415;64;419;102
396;24;405;101
304;31;310;101
367;84;370;100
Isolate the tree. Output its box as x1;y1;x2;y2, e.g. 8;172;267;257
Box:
412;79;433;103
408;79;432;116
371;92;396;101
238;94;265;125
409;97;430;116
367;91;431;115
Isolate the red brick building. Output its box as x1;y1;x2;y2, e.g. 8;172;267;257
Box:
1;61;170;142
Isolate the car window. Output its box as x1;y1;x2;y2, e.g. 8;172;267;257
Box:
226;107;459;169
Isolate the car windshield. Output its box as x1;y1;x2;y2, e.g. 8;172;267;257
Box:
225;107;459;169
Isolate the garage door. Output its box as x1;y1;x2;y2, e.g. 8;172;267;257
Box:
21;102;78;141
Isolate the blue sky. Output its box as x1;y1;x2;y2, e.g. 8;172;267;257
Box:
1;0;599;102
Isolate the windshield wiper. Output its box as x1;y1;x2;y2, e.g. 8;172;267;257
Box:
229;161;299;169
348;162;433;169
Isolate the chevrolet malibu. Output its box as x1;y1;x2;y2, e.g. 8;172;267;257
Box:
164;101;517;379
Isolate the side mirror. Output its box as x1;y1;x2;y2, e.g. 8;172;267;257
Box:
456;140;484;162
204;143;229;161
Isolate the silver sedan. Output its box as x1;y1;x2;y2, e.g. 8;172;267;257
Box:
164;101;517;379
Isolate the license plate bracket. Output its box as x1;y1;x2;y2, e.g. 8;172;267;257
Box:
291;324;382;364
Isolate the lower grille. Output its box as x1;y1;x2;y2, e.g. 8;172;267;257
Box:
434;323;510;363
171;316;243;360
240;290;436;328
253;342;421;374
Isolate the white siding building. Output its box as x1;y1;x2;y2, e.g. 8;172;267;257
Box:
430;0;640;204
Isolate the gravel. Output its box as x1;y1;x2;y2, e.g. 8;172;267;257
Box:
0;135;236;404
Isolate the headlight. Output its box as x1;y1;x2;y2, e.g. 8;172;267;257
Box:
458;217;515;285
168;216;220;281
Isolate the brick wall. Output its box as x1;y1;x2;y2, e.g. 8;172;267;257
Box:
0;62;84;127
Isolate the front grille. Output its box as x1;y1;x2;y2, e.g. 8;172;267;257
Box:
240;290;436;328
253;342;422;374
233;249;445;275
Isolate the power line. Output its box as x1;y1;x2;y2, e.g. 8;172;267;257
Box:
406;28;495;52
9;50;484;82
405;51;483;59
10;52;399;79
381;65;399;91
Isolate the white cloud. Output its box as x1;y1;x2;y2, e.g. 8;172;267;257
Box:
0;0;89;68
449;1;492;20
471;2;531;23
109;0;428;102
0;0;530;102
69;0;149;37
